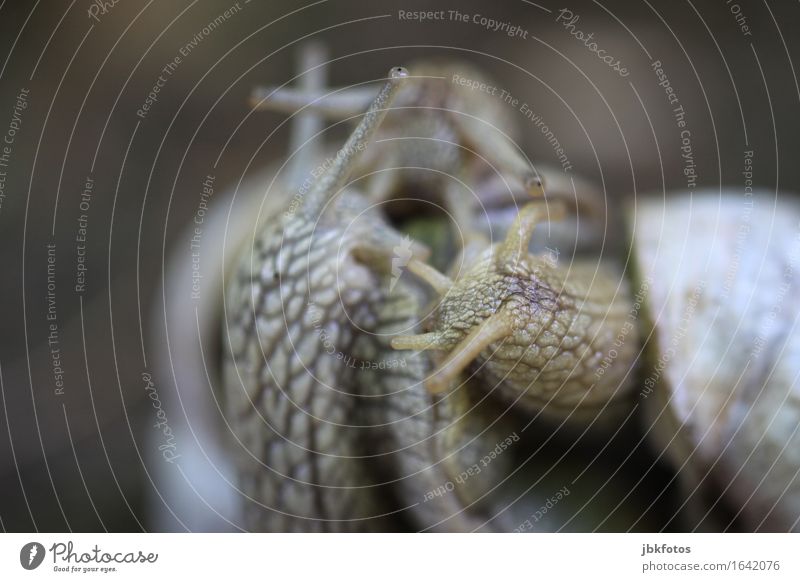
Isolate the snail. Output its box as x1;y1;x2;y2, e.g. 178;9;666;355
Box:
222;51;531;532
391;191;800;531
223;64;415;531
157;45;799;532
390;197;638;422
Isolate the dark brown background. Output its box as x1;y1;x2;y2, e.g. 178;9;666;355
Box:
0;0;797;531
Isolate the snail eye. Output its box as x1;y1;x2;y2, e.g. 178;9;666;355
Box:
391;66;409;79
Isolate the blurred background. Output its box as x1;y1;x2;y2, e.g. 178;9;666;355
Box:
0;0;798;531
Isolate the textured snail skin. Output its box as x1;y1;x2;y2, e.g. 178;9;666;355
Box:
222;67;516;531
393;201;639;424
352;274;517;532
437;252;636;415
223;198;386;531
223;67;410;531
222;173;517;532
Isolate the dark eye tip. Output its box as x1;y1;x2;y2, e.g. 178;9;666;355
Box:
390;66;409;79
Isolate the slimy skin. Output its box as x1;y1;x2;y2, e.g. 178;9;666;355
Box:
352;271;516;532
393;201;638;423
223;65;515;531
223;67;412;531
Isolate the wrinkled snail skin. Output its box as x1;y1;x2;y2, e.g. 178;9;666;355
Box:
392;200;640;426
223;201;388;531
394;189;800;531
223;68;411;531
224;65;518;531
351;276;517;532
632;192;800;532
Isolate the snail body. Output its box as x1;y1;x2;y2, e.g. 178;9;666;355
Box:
394;190;800;531
392;200;639;425
224;60;519;531
351;275;517;531
224;66;411;531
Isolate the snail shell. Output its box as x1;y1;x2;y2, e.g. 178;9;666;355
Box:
631;191;800;531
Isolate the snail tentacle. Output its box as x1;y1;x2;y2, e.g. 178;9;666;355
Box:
390;332;447;351
303;67;408;216
407;258;453;294
454;110;545;197
390;196;637;420
424;307;515;395
497;199;567;268
250;85;379;118
224;65;411;532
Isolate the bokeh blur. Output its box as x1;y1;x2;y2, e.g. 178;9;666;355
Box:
0;0;798;531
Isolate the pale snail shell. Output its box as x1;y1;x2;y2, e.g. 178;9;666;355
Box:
631;192;800;531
